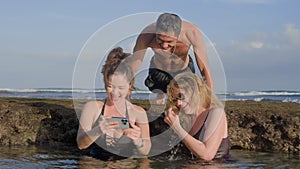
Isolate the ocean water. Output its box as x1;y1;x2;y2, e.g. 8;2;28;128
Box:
0;146;299;169
1;88;300;103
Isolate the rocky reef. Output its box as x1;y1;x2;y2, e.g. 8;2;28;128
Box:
0;97;299;154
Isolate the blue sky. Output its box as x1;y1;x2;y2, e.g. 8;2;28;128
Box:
1;0;299;92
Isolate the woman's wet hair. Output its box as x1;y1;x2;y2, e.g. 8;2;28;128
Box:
101;47;134;90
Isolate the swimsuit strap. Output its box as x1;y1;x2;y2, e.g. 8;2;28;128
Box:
96;99;128;122
191;110;210;138
125;101;129;118
199;110;210;133
94;99;106;124
203;110;210;124
100;99;107;116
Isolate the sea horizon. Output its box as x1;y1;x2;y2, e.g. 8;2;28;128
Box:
1;87;300;103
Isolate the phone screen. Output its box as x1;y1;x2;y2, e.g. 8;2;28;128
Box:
107;117;130;129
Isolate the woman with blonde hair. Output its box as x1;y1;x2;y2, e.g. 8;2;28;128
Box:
164;72;229;161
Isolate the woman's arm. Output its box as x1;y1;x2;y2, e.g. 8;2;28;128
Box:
135;107;151;155
76;101;103;149
165;108;227;160
123;106;151;155
134;122;151;155
174;118;225;160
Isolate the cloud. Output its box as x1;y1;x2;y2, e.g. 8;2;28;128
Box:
218;23;300;91
225;23;300;52
283;24;300;47
249;41;264;49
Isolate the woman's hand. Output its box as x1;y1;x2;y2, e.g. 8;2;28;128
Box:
164;107;181;130
123;122;141;139
164;107;189;140
123;122;142;146
99;118;123;138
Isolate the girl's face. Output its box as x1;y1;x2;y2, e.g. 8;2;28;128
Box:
171;88;193;114
106;73;130;103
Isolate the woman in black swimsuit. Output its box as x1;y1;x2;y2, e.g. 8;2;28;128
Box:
164;72;230;161
76;47;151;160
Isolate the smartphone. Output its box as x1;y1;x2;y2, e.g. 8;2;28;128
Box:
106;117;130;130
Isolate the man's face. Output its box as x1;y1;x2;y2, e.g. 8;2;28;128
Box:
156;32;177;52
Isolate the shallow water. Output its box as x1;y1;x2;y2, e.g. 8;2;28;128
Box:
0;146;299;169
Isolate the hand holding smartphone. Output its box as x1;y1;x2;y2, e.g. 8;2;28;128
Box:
106;117;130;130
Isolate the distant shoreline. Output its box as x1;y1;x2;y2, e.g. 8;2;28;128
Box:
1;88;300;103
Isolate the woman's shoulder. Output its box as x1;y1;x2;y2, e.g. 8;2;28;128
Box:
126;101;148;123
210;107;224;112
208;107;226;118
126;101;146;113
83;100;105;112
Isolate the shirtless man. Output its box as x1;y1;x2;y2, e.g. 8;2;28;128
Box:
129;13;214;103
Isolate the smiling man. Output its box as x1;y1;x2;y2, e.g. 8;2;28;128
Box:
128;13;214;103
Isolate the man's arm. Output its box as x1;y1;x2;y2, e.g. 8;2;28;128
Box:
128;24;155;75
130;34;150;74
188;24;214;91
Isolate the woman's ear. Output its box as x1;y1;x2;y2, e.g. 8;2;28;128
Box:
127;90;132;100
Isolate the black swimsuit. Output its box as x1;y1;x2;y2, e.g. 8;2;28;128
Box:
89;100;135;160
144;55;196;93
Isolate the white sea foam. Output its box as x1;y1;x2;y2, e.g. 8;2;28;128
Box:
282;98;300;103
232;90;300;96
0;88;39;93
254;97;264;102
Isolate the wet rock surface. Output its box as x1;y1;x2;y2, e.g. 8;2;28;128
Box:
0;98;299;154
